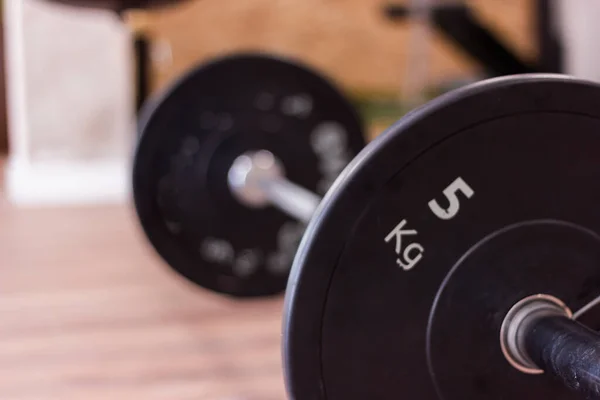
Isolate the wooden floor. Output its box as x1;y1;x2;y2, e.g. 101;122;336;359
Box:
0;168;286;399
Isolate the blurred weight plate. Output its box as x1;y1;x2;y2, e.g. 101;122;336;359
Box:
133;53;366;297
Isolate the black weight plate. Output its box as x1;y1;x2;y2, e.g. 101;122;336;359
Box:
283;74;600;399
43;0;185;11
133;53;365;298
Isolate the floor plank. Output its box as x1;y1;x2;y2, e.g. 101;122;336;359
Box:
0;173;287;399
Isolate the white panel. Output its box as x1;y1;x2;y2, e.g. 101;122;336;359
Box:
556;0;600;81
4;0;135;206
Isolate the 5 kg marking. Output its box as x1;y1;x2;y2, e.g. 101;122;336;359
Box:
384;177;474;271
384;220;424;270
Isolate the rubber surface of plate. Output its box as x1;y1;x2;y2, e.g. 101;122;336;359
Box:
283;74;600;399
133;53;365;297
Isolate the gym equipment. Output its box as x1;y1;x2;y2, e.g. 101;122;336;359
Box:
383;2;557;109
384;3;541;76
133;53;366;298
43;0;184;12
36;0;600;395
282;74;600;399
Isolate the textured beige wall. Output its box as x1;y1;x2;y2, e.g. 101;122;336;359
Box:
134;0;536;96
3;0;536;205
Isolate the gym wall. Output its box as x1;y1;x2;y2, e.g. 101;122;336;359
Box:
4;0;134;205
1;0;539;206
135;0;536;97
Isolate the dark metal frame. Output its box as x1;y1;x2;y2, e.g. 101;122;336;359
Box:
383;1;564;77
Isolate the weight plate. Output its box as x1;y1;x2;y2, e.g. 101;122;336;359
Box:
133;53;365;298
283;74;600;398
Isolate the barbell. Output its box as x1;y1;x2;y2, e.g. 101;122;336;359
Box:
133;52;600;398
32;0;600;396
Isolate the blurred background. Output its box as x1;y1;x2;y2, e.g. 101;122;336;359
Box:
0;0;598;399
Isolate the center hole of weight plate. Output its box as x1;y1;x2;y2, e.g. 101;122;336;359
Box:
227;149;285;208
500;293;573;375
